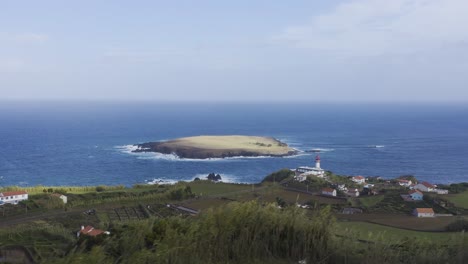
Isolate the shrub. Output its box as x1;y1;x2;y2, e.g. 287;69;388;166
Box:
446;219;468;232
262;169;294;183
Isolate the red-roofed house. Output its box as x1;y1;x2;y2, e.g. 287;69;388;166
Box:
409;190;423;200
322;188;337;197
414;182;435;192
413;208;435;217
351;176;366;184
77;225;110;238
0;191;28;205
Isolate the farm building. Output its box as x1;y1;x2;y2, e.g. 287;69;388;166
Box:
322;188;337;197
0;191;28;205
351;176;366;184
409;190;423;200
413;208;435;218
414;182;435;192
77;225;110;238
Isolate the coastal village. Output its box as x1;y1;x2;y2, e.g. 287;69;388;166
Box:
292;155;453;218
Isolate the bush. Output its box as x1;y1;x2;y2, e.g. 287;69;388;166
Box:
262;169;294;183
96;186;105;192
446;219;468;232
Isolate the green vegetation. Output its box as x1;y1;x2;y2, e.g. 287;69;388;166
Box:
261;169;294;183
3;202;467;264
189;181;253;196
0;185;126;195
337;221;462;242
3;173;468;263
446;219;468;232
358;195;384;208
446;191;468;208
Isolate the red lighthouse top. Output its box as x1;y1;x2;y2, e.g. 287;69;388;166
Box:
315;155;320;161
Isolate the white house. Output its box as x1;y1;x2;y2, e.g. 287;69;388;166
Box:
414;182;435;192
347;188;360;197
322;188;337;197
435;189;449;195
337;184;347;191
0;191;28;205
295;174;307;182
351;176;366;184
409;190;423;201
397;179;412;187
296;155;325;177
413;208;435;217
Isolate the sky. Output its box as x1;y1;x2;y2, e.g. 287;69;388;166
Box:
1;0;468;102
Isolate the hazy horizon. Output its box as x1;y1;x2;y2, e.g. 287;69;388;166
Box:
2;0;468;102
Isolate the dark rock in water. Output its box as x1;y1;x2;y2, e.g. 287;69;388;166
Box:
194;177;201;181
207;173;222;181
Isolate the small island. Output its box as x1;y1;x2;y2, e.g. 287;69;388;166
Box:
132;135;298;159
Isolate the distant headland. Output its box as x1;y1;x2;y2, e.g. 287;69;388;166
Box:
132;135;298;159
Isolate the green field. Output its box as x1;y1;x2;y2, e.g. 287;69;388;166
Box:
336;221;465;243
358;195;384;208
188;181;254;196
446;191;468;209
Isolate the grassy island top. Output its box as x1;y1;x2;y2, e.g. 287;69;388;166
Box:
168;135;294;154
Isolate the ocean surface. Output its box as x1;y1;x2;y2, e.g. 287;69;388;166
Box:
0;102;467;187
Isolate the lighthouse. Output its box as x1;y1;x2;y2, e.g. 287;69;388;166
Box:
315;155;321;169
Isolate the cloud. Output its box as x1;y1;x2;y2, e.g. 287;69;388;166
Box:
274;0;468;56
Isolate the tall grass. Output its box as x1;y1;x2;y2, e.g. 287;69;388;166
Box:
0;185;125;194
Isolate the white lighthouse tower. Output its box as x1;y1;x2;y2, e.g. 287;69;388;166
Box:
295;154;325;178
315;155;321;169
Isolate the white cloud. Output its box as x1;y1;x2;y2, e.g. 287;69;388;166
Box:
274;0;468;56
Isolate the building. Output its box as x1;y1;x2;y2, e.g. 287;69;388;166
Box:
397;179;412;187
296;155;325;177
436;189;449;195
413;208;435;218
322;188;337;197
409;190;423;200
414;182;435;192
351;176;366;184
294;174;307;182
77;225;110;238
347;188;360;197
51;193;68;204
0;191;28;205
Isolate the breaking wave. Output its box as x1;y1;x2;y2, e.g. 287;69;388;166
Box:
145;173;247;185
116;145;303;162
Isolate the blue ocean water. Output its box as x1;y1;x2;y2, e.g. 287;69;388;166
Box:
0;102;467;187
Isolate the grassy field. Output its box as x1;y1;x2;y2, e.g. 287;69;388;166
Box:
188;181;255;196
337;213;465;231
358;195;384;208
445;191;468;209
336;221;466;243
162;135;294;154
